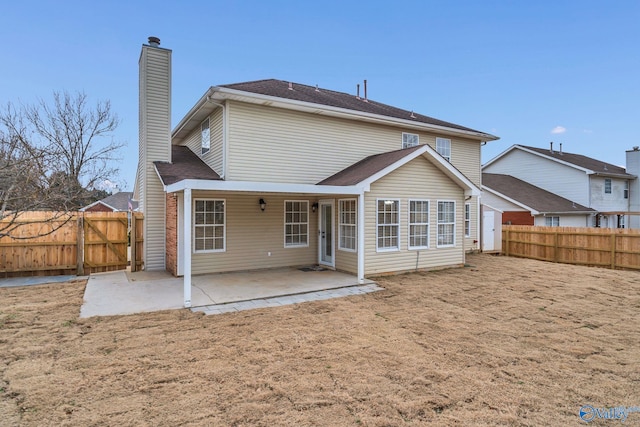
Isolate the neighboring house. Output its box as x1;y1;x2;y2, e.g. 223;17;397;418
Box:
482;173;595;226
81;191;138;212
482;143;639;228
134;37;498;307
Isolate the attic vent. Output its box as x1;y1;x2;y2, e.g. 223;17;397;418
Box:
148;36;160;47
410;111;416;119
604;165;608;171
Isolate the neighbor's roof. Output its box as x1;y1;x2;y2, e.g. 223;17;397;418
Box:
482;173;595;214
487;144;635;178
81;191;137;211
154;146;222;186
220;79;485;134
318;146;424;186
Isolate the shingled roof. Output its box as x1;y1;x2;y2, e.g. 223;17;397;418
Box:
518;145;634;178
154;146;221;186
482;173;595;214
219;79;485;135
318;146;424;186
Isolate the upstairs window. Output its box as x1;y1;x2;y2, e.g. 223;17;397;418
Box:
201;118;210;155
624;181;629;199
604;178;611;194
402;133;419;149
436;137;451;162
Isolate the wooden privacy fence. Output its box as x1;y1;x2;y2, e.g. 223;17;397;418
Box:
502;225;640;270
0;211;144;277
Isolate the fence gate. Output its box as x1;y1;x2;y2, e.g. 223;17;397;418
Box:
82;212;129;274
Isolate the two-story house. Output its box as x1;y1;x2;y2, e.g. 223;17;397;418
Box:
482;143;639;228
134;38;498;307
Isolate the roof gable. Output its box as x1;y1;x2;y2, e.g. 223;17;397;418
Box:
482;173;595;214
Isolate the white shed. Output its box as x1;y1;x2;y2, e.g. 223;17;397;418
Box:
481;204;503;253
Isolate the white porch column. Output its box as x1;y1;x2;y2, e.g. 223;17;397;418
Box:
357;192;365;284
183;188;192;307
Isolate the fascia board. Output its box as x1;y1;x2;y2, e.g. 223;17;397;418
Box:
166;179;362;195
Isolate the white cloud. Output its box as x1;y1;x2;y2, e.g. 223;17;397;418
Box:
582;129;593;134
551;126;566;134
98;179;119;193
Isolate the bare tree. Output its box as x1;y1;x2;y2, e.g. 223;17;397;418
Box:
0;91;123;238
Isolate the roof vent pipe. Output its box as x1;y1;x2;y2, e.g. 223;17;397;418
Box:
288;82;293;90
559;142;563;155
356;84;360;99
550;141;554;153
363;79;368;102
148;36;160;47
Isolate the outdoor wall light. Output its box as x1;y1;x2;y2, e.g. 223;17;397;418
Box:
312;202;318;213
259;198;267;212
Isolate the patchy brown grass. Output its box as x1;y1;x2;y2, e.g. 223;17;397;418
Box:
1;254;639;426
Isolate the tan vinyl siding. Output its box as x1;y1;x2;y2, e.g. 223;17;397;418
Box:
181;107;224;176
464;196;479;251
364;156;465;275
335;247;357;274
189;192;318;274
226;101;483;184
139;45;171;270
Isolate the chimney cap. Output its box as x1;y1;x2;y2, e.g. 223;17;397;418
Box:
148;36;161;47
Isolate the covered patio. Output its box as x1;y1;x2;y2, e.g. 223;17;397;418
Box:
80;267;377;318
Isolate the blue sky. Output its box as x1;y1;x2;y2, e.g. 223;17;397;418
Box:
2;1;639;190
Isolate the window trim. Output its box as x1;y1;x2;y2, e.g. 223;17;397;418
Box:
402;132;419;149
464;203;471;237
338;198;357;252
437;200;456;248
435;137;451;162
408;199;430;250
604;178;612;194
376;198;400;252
284;200;309;248
193;198;226;254
201;117;210;155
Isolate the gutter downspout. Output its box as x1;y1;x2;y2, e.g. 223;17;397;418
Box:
183;187;192;307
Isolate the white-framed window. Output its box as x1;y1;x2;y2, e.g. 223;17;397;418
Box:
618;215;626;229
545;216;560;226
464;203;471;237
604;178;612;194
408;200;429;249
402;132;419;149
436;137;451;162
338;199;357;252
624;181;629;199
201;117;210;155
284;200;308;247
437;201;455;247
377;199;400;251
194;199;225;252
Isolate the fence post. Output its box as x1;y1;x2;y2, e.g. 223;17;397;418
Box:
76;213;84;276
130;213;137;272
554;232;559;263
611;232;616;270
505;228;510;256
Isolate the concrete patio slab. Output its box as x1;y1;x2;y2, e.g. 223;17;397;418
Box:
80;267;377;318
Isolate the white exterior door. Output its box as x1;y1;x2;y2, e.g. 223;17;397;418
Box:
318;200;335;267
482;210;495;252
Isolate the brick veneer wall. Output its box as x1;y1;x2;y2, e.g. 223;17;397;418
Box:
502;211;534;225
166;193;178;276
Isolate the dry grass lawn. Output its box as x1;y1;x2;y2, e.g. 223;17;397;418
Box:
1;254;639;426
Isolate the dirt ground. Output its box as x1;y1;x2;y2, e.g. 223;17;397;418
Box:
1;254;639;426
